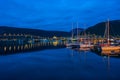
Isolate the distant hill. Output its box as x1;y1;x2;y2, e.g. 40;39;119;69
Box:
1;20;120;38
86;20;120;36
0;26;71;37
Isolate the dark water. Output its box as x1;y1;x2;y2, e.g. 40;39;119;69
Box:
0;47;120;80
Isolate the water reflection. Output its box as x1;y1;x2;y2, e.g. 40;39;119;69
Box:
102;55;111;80
69;49;89;65
0;44;120;80
69;47;116;80
9;46;11;51
4;46;7;52
0;40;66;55
102;56;110;68
53;41;59;46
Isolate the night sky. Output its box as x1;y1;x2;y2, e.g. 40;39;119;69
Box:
0;0;120;31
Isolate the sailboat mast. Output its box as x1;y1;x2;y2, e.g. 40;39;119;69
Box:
77;22;79;41
107;19;110;45
84;24;86;39
72;22;74;39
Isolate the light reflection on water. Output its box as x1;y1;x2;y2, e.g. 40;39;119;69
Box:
0;41;120;80
0;40;66;55
0;48;120;80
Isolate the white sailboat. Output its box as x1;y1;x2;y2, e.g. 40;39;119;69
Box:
66;22;80;48
79;25;93;49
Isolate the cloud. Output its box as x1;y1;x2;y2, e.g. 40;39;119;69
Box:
0;0;120;31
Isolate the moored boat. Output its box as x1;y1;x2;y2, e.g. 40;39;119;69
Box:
92;19;120;56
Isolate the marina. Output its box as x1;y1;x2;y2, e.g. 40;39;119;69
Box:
0;33;120;80
1;32;120;56
0;0;120;80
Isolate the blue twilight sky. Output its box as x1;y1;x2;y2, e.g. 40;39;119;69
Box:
0;0;120;31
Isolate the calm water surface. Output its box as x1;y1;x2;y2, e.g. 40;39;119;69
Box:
0;48;120;80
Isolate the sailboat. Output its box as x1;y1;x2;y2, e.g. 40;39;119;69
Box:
79;25;94;50
66;22;80;48
97;19;120;55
